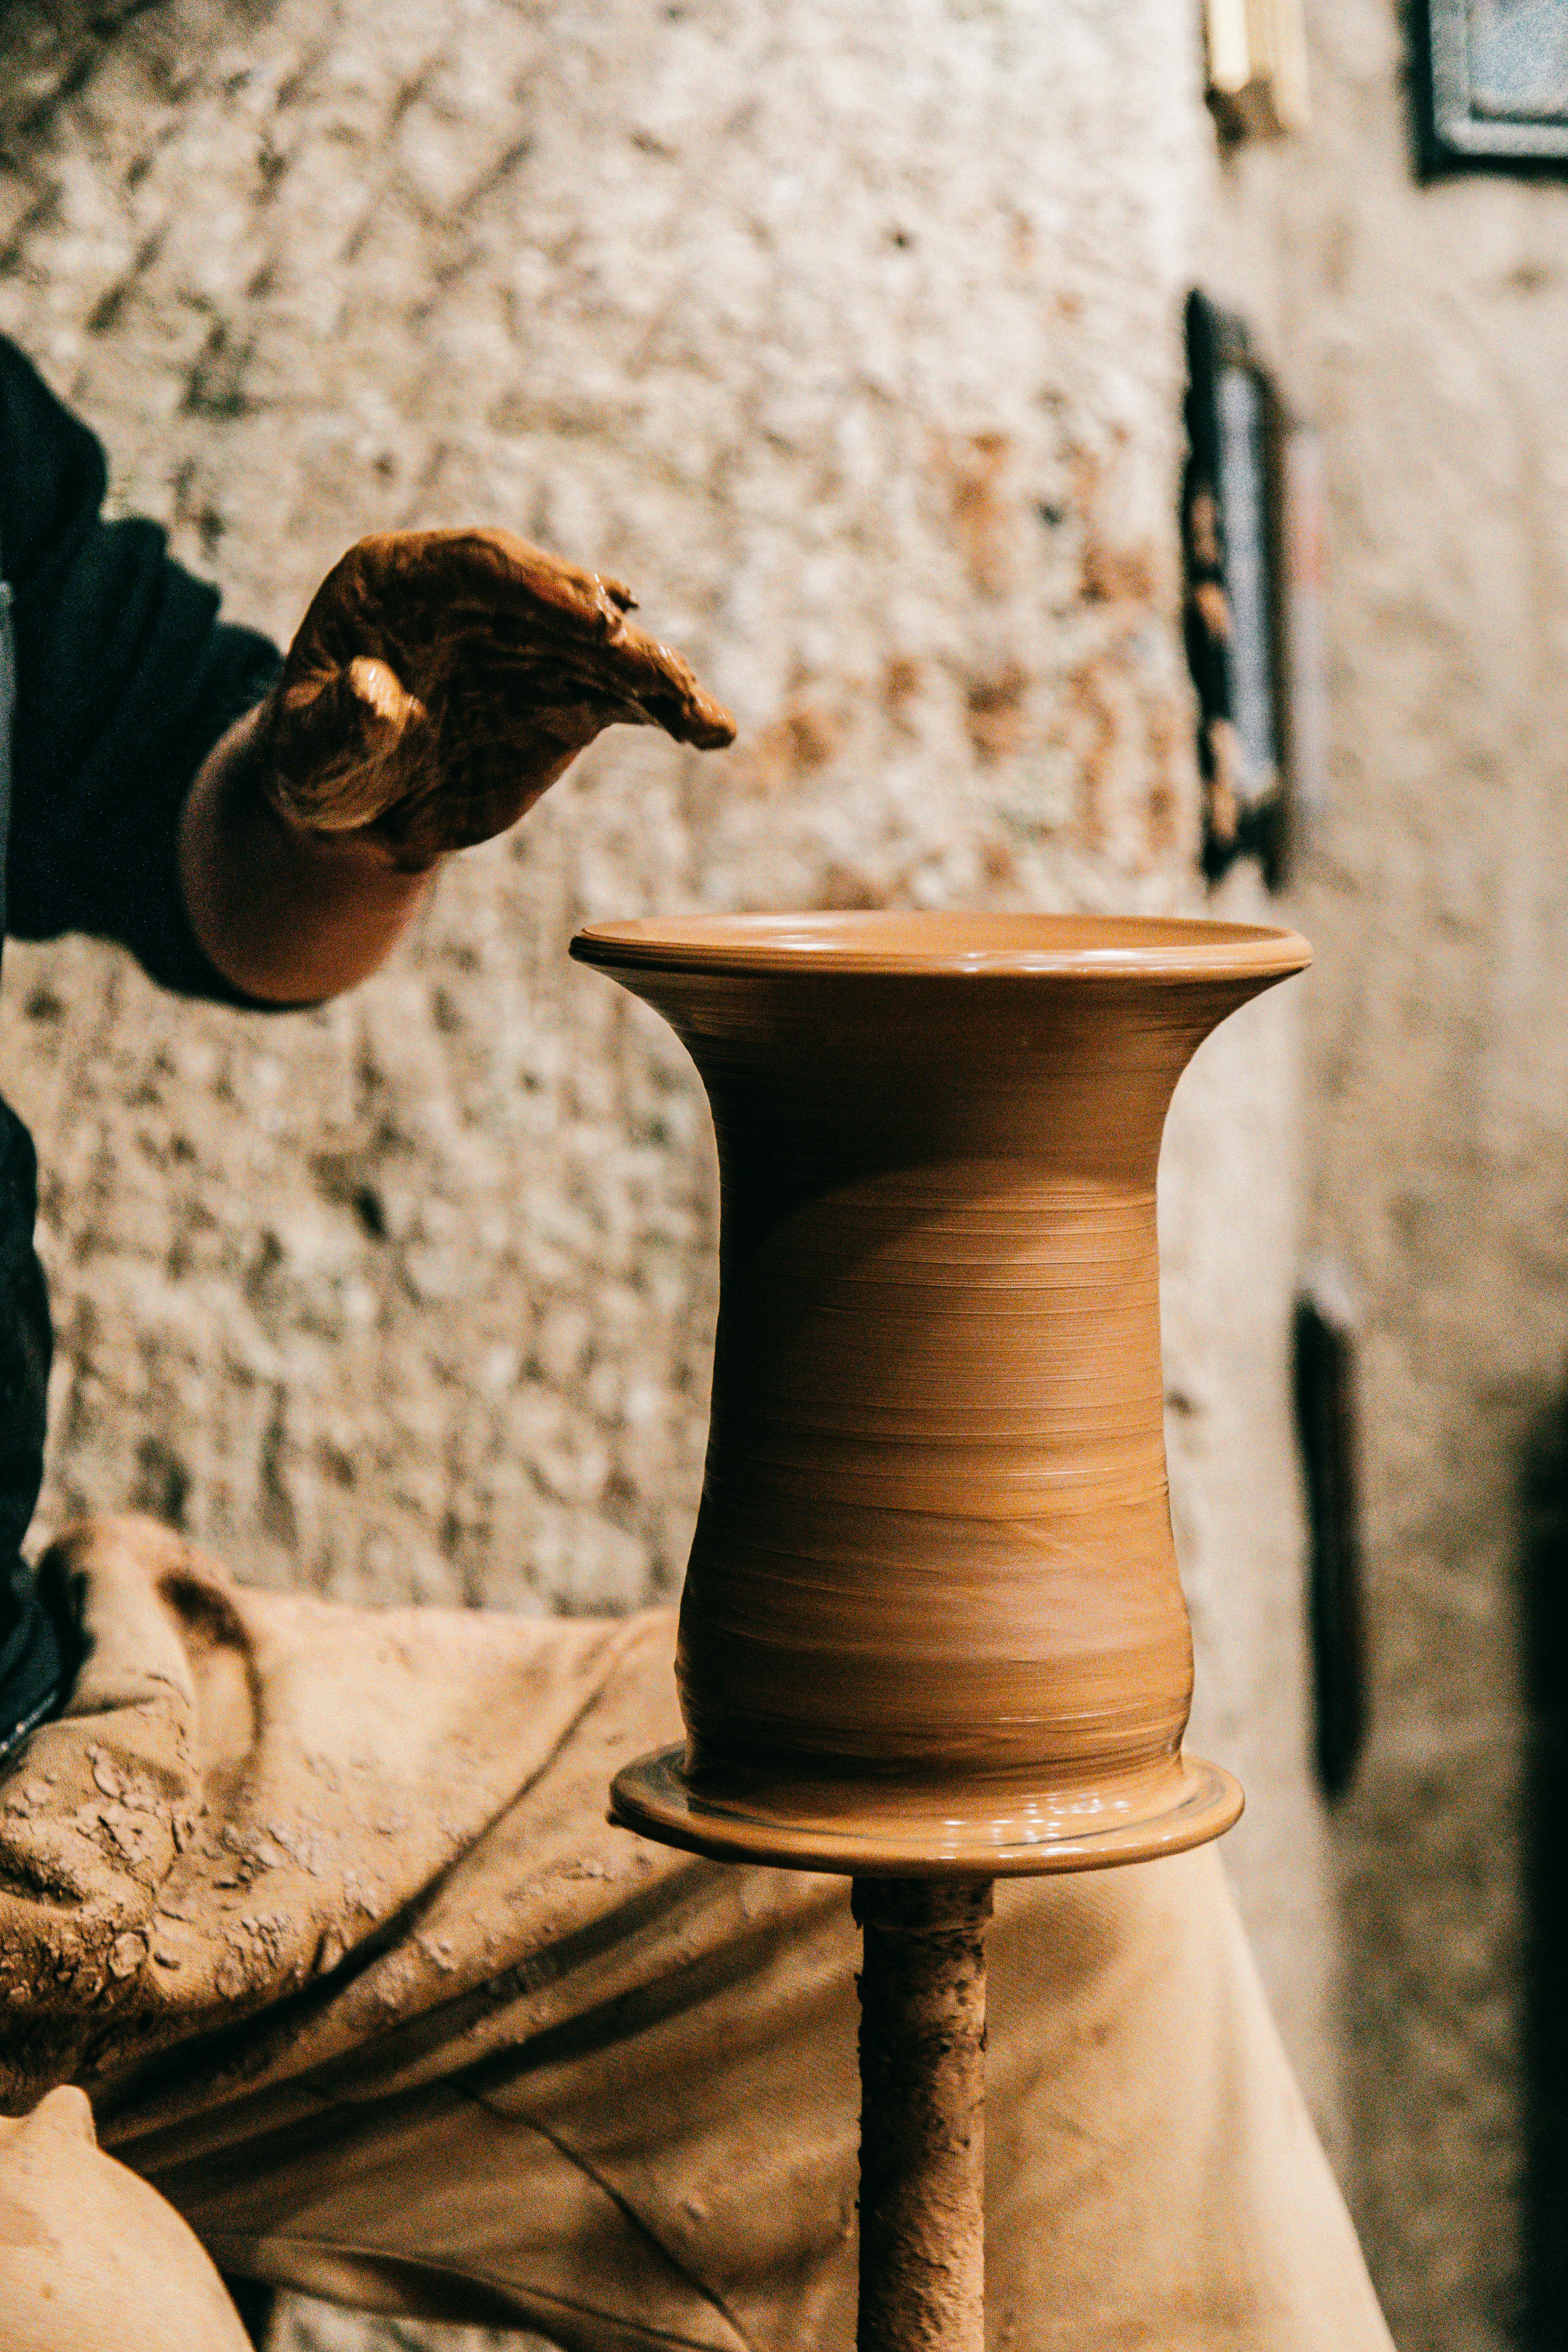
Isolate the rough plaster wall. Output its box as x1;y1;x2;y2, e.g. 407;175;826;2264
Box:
1203;8;1568;2346
0;0;1212;1619
1162;903;1328;2098
0;1;1338;2344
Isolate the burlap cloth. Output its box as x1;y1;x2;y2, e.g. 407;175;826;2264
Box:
0;1516;1395;2349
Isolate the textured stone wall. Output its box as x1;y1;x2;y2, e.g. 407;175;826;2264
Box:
1204;9;1568;2346
0;2;1336;2346
0;0;1214;1621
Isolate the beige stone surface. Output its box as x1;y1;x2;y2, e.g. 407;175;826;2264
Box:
1164;884;1330;2126
0;0;1213;1623
0;1;1338;2344
1202;5;1568;2345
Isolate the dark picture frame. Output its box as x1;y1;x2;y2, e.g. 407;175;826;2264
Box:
1182;292;1331;892
1416;0;1568;174
1182;293;1290;889
1294;1287;1369;1803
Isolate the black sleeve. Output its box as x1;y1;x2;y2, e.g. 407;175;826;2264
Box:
0;336;284;1002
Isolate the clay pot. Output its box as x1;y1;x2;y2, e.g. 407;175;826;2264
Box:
571;912;1309;1875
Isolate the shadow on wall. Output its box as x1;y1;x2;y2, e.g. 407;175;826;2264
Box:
1520;1373;1568;2348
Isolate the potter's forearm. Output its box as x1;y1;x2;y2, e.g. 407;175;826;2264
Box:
177;704;437;1006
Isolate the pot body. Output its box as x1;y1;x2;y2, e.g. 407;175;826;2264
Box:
571;913;1309;1872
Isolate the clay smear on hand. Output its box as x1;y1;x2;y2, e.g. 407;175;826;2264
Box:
263;529;735;867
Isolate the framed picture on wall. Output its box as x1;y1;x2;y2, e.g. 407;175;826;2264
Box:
1182;292;1330;890
1202;0;1310;140
1183;294;1286;886
1417;0;1568;170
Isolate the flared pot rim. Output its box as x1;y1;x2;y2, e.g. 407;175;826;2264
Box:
571;910;1311;983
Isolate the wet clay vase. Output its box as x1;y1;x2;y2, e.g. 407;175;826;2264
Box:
570;911;1311;1876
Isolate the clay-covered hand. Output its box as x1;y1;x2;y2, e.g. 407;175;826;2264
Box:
259;530;736;868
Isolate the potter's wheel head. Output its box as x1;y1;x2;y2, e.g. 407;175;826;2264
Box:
609;1744;1243;1878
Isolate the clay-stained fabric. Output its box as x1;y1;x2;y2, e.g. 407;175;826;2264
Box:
0;1520;1394;2350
